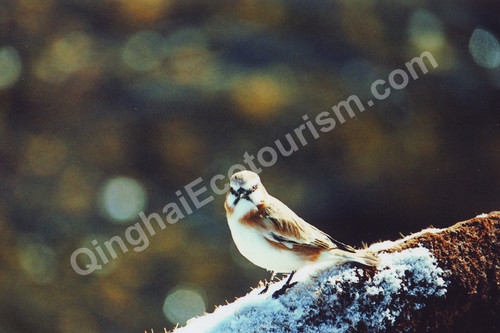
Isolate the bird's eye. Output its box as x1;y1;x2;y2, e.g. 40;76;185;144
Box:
252;185;257;191
230;187;237;196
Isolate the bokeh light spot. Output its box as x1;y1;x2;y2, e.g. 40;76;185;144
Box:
34;31;94;83
78;235;119;276
340;2;384;52
24;134;68;176
236;0;286;27
407;9;457;71
469;28;500;69
408;10;446;52
122;30;166;71
163;285;206;325
57;167;93;215
118;0;172;24
157;120;203;174
165;28;214;86
99;177;147;223
58;307;99;333
0;46;22;90
232;73;288;120
18;239;57;284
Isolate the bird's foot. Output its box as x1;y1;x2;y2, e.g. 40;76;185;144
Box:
272;281;297;298
259;284;270;295
259;271;277;295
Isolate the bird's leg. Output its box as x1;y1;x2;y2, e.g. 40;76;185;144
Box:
284;271;296;286
259;271;276;295
272;271;297;298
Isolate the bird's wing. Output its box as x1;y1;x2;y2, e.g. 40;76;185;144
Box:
260;196;355;253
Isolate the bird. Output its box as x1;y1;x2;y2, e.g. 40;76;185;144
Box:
224;170;379;298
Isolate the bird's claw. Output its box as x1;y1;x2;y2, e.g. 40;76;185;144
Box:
259;284;270;295
272;281;297;298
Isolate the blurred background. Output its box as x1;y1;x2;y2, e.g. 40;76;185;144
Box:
0;0;499;332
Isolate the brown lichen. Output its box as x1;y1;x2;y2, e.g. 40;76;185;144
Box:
384;212;499;332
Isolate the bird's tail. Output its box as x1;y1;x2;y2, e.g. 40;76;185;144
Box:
331;248;380;267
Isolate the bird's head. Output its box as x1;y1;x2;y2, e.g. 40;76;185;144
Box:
226;170;267;213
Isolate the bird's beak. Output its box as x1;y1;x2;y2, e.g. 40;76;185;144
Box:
233;188;246;205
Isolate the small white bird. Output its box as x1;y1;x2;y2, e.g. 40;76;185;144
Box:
224;170;379;297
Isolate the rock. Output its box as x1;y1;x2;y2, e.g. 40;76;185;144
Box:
175;212;499;333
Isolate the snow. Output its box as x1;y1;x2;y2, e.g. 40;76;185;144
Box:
174;244;449;333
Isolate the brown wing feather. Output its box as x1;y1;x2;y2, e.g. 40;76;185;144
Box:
262;195;355;253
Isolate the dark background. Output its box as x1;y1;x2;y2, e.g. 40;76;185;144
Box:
0;0;499;332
